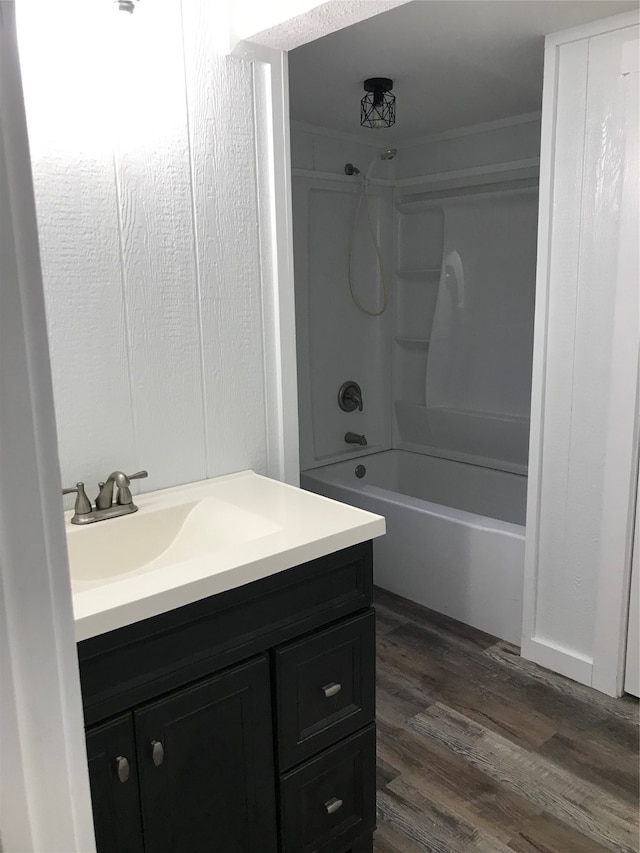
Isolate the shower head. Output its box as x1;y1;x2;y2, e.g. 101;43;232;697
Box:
380;148;397;160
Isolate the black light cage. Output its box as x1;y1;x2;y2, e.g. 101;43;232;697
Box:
361;78;395;129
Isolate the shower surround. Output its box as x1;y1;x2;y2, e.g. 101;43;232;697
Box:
292;114;540;642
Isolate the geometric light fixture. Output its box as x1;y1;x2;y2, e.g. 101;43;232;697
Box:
360;77;395;129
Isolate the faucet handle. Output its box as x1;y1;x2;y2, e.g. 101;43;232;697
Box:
62;482;92;516
116;470;148;507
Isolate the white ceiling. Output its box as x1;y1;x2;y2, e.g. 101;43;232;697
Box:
289;0;638;140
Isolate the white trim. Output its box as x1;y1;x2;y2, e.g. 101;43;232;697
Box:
290;118;388;149
591;50;640;696
624;470;640;696
399;111;542;149
521;37;557;657
521;638;593;686
0;3;95;848
244;42;300;486
545;10;639;49
523;13;640;694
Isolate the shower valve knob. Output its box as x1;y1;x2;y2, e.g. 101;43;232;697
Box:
338;381;363;412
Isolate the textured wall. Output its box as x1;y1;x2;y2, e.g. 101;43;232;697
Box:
19;0;269;501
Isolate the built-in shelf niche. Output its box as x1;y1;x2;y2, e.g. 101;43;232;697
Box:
394;205;443;410
395;279;440;340
392;167;539;459
393;348;429;405
397;207;444;272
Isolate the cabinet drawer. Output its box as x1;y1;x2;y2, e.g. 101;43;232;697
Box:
280;725;376;853
275;610;375;770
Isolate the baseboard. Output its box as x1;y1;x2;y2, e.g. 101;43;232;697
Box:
520;637;593;686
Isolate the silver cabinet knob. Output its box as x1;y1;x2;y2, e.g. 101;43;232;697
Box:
322;682;342;698
324;797;343;815
151;740;164;767
115;756;130;783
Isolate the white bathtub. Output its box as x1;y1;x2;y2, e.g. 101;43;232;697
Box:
301;450;526;644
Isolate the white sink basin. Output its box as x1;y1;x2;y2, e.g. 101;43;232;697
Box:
67;471;385;642
67;497;281;587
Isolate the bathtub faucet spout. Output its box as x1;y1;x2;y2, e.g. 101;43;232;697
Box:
345;432;367;447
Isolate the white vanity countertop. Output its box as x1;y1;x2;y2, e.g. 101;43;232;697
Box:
69;471;385;642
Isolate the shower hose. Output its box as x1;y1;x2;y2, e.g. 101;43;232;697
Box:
348;169;389;317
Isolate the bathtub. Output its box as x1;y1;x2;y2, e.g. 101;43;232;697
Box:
301;450;526;644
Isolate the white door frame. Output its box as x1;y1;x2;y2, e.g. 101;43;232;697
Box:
522;10;639;696
590;24;640;695
624;461;640;697
0;3;95;848
244;42;300;486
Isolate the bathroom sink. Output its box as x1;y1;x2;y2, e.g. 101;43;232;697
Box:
67;470;385;641
67;495;281;588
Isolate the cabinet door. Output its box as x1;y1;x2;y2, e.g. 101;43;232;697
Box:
85;714;145;853
135;655;277;853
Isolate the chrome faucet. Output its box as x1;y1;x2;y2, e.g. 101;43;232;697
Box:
344;432;367;447
63;470;148;525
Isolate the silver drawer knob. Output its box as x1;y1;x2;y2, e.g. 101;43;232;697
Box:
115;756;130;783
322;682;342;698
324;797;343;815
151;740;164;767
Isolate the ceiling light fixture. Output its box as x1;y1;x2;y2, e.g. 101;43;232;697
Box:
115;0;139;12
360;78;395;129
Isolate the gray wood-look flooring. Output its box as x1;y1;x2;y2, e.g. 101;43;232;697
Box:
373;587;640;853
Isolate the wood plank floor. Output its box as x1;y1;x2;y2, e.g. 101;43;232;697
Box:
373;587;640;853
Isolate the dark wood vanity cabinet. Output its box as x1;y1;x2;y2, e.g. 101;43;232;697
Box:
79;542;376;853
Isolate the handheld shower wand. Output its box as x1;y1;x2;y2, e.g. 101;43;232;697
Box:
344;148;397;316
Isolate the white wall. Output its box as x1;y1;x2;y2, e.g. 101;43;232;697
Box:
17;0;276;502
523;12;639;693
291;124;394;469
